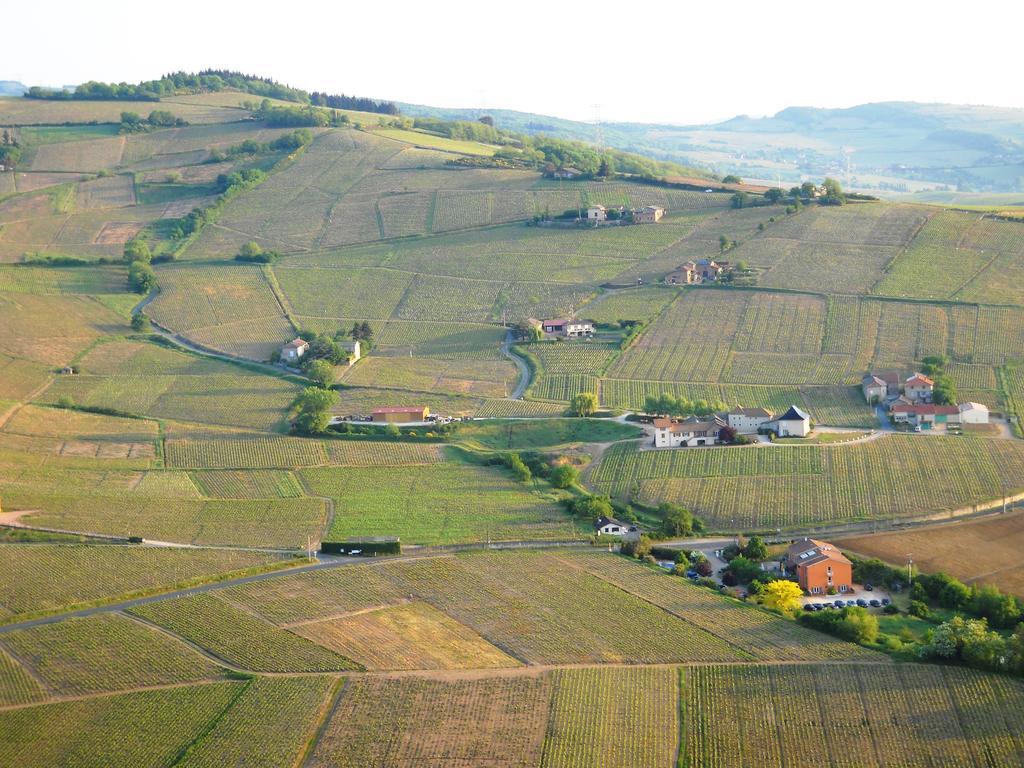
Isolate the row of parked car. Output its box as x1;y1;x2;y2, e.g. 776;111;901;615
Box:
804;597;890;611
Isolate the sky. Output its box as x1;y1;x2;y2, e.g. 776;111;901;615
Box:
6;0;1021;125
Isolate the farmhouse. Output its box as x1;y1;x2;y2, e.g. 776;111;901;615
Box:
594;516;636;536
586;204;607;222
666;259;727;285
727;407;774;435
764;405;811;437
786;539;853;595
550;166;583;180
652;416;727;448
958;402;989;424
281;337;309;363
861;374;888;404
371;406;430;424
890;403;960;429
632;205;665;224
904;373;934;403
339;340;361;364
541;318;594;338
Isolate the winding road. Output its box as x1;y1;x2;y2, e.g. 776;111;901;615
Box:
501;331;531;399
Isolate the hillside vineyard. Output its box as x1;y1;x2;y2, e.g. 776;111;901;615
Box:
2;82;1024;767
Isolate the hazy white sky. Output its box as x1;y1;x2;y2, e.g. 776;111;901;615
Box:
6;0;1021;124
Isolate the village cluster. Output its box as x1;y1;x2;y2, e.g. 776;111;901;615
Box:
861;371;989;430
652;404;810;448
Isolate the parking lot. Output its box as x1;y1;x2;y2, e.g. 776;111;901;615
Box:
800;583;893;612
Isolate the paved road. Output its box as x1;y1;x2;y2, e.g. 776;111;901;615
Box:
500;331;531;399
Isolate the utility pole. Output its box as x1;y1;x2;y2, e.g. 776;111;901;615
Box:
907;554;913;584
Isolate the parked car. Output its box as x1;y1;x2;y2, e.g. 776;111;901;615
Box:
856;599;868;607
804;604;816;612
869;599;881;607
864;583;874;591
686;570;697;579
834;600;845;608
881;598;891;606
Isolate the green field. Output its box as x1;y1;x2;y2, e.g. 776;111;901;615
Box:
301;462;578;545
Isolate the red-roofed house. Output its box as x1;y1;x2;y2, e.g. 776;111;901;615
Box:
281;337;309;363
786;539;853;595
904;373;934;403
890;403;960;429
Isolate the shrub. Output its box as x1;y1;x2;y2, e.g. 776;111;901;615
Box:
550;464;580;489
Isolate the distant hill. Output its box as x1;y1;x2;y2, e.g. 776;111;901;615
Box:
401;101;1024;195
0;80;27;96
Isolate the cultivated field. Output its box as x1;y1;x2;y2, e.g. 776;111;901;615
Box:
590;434;1024;530
837;509;1024;598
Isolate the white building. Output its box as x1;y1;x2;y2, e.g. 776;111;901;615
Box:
281;337;309;363
595;516;635;536
765;405;811;437
653;416;726;448
904;373;934;403
540;318;594;338
586;204;607;222
727;407;774;434
958;402;990;424
339;340;361;364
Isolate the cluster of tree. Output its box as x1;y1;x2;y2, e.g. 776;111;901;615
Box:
658;502;697;537
798;605;879;644
918;616;1024;675
481;449;566;487
911;571;1021;629
349;321;374;351
27;71;310;103
565;493;617;526
292;386;338;435
296;328;364;367
123;237;157;293
234;242;280;264
310;91;399;115
256;103;333;128
920;354;957;405
209;129;313;162
170;169;268;242
571;392;599;417
643;393;726;418
412;117;502;144
127;261;156;294
119;110;187;133
0;129;21;169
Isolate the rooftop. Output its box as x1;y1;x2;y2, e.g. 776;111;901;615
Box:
777;405;810;422
282;338;308;350
729;407;772;418
906;373;935;387
890;403;959;415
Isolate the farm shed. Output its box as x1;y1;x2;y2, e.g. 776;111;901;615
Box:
371;406;430;424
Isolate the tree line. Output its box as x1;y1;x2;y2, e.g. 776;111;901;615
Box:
25;70;398;115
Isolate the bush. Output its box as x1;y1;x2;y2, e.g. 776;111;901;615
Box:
909;600;930;619
621;535;652;559
550;464;580;489
127;261;156;293
883;604;900;615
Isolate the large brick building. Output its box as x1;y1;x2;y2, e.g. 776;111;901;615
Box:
786;539;853;595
